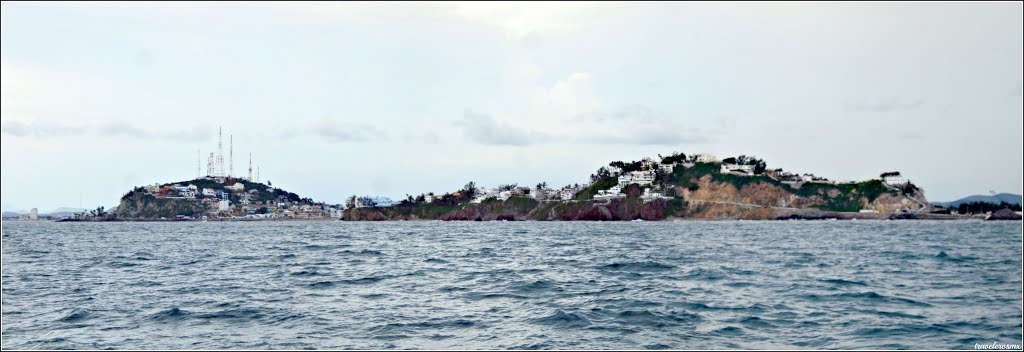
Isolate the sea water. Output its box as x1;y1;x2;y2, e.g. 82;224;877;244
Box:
1;220;1021;349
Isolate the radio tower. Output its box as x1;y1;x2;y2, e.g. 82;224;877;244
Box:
216;126;224;177
229;134;234;178
207;152;215;176
248;153;253;181
256;166;260;184
196;149;201;178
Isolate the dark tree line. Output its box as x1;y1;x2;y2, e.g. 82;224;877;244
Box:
951;201;1021;214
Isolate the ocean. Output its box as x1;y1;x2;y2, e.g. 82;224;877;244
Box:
1;220;1021;349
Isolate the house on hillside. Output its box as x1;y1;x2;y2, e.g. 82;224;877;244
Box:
720;163;754;175
694;153;717;163
880;172;907;186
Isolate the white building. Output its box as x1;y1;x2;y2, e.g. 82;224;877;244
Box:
882;173;908;186
617;174;633;187
720;163;754;175
633;170;655;185
617;170;656;187
695;153;717;163
641;188;670;201
202;188;216;197
29;208;38;220
497;190;512;201
424;194;434;203
608;166;622;176
641;158;655;170
230;183;244;191
529;188;546;200
659;163;676;174
594;185;625;201
217;200;231;211
560;188;576;200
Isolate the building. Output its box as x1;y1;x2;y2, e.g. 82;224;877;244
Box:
560;188;576;200
217;200;231;211
720;163;754;175
356;196;393;208
230;183;244;191
659;163;676;174
424;194;434;203
594;185;625;201
618;170;656;187
641;158;655;170
29;208;38;220
881;172;907;186
202;188;216;197
607;166;622;177
641;188;671;202
694;153;717;163
528;188;552;199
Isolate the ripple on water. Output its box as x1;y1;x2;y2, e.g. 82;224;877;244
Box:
1;221;1020;350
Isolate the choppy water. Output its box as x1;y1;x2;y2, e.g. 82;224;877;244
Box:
2;220;1021;349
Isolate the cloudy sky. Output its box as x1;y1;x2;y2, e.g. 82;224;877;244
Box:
2;2;1021;211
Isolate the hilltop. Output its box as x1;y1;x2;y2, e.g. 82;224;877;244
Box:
344;152;935;221
108;177;339;220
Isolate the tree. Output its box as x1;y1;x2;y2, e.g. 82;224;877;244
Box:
753;160;767;174
463;181;477;198
345;195;357;209
267;180;272;186
722;157;737;164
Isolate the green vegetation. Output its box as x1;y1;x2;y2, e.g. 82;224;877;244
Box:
666;162;718;189
575;177;618;200
660;161;900;213
665;199;687;216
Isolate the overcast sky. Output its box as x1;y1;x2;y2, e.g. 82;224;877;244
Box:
2;2;1022;212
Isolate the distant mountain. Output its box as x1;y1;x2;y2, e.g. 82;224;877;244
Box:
46;207;89;214
932;193;1022;208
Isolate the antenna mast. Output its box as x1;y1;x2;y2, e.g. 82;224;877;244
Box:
248;153;253;181
229;134;234;178
216;126;224;177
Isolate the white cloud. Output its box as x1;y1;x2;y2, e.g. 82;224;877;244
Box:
454;110;551;146
311;120;386;143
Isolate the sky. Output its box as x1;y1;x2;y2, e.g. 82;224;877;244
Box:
2;1;1022;212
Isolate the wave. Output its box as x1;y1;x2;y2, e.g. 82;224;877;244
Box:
370;319;477;335
338;249;383;256
58;308;93;323
508;280;562;294
530;309;591;328
148;307;191;322
820;278;869;286
934;251;977;263
801;291;931;307
601;261;676;272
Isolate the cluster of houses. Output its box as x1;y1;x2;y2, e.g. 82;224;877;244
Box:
146;177;343;219
346;152;916;211
467;183;588;204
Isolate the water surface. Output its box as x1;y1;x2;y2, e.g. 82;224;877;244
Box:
2;220;1021;349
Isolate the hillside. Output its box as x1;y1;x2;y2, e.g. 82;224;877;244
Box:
112;177;333;220
931;193;1022;208
345;159;929;221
